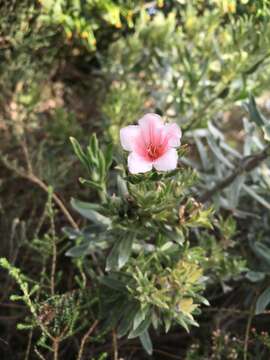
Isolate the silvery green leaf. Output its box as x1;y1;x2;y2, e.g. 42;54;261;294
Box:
242;185;270;210
65;242;90;257
70;137;89;171
247;95;267;126
220;142;242;159
99;276;126;291
118;235;134;269
160;241;174;252
71;198;111;227
106;241;120;271
226;175;245;209
117;175;129;198
263;123;270;142
207;135;233;169
256;287;270;315
246;271;265;283
62;227;81;239
208;121;224;140
164;316;172;333
128;313;151;338
139;330;153;355
79;178;104;191
118;303;140;338
194;136;210;171
98;150;106;179
133;308;147;331
105;143;113;170
244;54;270;75
252;241;270;266
176;317;190;333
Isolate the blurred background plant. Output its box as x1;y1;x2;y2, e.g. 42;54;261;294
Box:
1;0;270;359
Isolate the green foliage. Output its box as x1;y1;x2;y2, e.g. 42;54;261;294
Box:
2;1;270;359
0;258;40;320
70;134;112;199
66;135;215;354
38;0;142;50
0;190;99;358
102;80;145;144
102;1;270;141
199;232;247;282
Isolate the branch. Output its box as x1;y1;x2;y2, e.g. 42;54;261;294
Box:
29;174;79;230
76;320;99;360
199;145;270;203
112;329;118;360
0;153;78;230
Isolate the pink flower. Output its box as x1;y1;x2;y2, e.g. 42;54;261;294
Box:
120;113;182;174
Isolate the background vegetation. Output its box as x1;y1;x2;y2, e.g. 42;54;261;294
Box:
1;0;270;359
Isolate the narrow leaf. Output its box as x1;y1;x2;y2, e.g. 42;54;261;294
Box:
252;241;270;266
118;235;134;269
105;143;113;170
65;243;89;257
106;241;120;271
79;178;104;191
256;287;270;315
99;276;126;291
247;95;266;126
128;312;151;338
70;137;89;170
139;330;153;355
71;198;111;227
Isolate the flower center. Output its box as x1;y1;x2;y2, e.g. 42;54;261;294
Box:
147;143;163;160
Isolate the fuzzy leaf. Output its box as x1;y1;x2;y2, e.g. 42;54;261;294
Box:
62;227;81;239
263;123;270;142
246;271;265;283
79;178;104;191
105;143;113;170
118;235;134;269
65;243;89;257
256;287;270;315
106;241;120;271
71;198;111;227
90;134;99;157
98;150;106;179
70;137;89;170
99;276;126;291
128;312;151;338
139;330;153;355
133;308;147;331
117;303;140;337
247;95;266;126
117;175;129;198
252;242;270;266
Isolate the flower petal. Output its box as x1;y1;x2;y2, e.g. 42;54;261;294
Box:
153;148;178;171
120;125;140;151
128;152;152;174
138;113;164;145
162;123;182;147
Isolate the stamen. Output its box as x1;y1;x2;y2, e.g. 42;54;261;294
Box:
147;143;163;160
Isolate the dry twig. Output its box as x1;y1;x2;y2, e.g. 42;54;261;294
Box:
112;329;118;360
77;320;99;360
